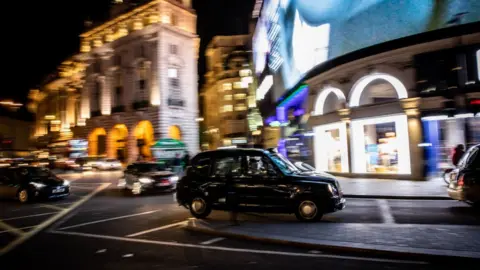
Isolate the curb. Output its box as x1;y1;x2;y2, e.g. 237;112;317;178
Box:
185;220;479;262
343;194;452;200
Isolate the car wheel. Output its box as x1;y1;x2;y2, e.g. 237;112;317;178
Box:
295;199;323;222
18;189;30;203
189;197;212;219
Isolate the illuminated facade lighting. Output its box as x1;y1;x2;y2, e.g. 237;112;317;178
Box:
256;75;273;100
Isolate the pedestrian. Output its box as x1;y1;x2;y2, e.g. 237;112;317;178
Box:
452;144;465;167
183;151;190;167
225;172;239;225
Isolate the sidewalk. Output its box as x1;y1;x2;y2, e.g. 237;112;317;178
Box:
186;219;480;260
337;177;449;199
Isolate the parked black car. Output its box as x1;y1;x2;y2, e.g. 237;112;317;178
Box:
448;144;480;207
119;162;179;195
0;166;70;203
176;149;345;221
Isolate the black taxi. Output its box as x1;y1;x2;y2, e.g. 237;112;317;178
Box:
176;148;345;221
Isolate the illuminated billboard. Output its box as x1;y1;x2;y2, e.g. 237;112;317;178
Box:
253;0;480;91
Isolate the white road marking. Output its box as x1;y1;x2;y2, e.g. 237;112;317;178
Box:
377;199;395;224
200;237;225;245
57;210;162;231
38;204;66;211
126;221;187;237
122;253;134;258
308;250;322;254
34;202;74;208
0;221;25;236
0;183;111;256
0;225;36;235
96;249;107;253
70;185;99;190
1;212;58;221
49;230;428;265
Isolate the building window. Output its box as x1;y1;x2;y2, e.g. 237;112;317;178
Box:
223;105;233;112
168;68;178;78
136;45;145;58
113;72;123;106
114;54;122;66
314;122;349;173
137;63;148;101
234;104;247;111
239;69;252;77
169;44;178;55
222;83;232;91
234;93;247;100
171;13;178;26
233;81;244;89
93;81;101;111
224;95;232;101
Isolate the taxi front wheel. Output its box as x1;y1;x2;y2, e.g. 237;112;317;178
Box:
295;199;323;222
189;197;212;219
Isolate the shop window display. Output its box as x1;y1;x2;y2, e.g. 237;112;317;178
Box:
363;122;398;173
314;122;349;173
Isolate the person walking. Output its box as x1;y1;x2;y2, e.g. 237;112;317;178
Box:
225;173;239;225
452;144;465;167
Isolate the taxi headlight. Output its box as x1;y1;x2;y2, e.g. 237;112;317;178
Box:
139;177;153;184
170;176;179;182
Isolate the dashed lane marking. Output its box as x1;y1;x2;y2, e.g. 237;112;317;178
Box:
200;237;225;245
377;199;395;224
126;220;187;237
57;210;162;231
49;230;428;265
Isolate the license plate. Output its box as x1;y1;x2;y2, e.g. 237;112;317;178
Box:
156;182;170;187
52;188;65;193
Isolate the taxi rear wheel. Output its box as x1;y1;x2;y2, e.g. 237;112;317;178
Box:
295;199;323;222
189;196;212;219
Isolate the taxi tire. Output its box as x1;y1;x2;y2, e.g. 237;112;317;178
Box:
189;196;212;219
294;199;323;222
17;189;30;203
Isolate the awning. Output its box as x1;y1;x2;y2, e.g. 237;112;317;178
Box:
151;138;186;149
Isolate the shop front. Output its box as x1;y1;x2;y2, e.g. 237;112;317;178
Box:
308;72;423;180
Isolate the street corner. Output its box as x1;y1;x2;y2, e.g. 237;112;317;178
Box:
0;182;110;256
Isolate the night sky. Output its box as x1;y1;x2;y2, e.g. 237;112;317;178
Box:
1;0;255;104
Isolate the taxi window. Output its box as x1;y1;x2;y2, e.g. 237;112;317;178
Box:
212;156;242;177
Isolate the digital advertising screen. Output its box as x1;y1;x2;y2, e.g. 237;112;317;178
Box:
253;0;480;96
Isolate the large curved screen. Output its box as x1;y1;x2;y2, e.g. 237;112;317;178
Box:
253;0;480;91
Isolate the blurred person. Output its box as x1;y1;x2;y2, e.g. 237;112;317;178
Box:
183;151;190;167
226;173;239;225
452;144;465;167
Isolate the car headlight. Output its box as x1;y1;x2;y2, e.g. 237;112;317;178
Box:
139;177;153;184
63;180;70;186
170;176;179;182
327;184;337;195
31;182;46;189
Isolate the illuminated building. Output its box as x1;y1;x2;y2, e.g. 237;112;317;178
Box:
28;58;85;148
76;0;199;161
201;35;260;149
253;0;480;179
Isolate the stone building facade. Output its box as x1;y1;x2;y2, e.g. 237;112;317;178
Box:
76;0;200;162
201;35;256;150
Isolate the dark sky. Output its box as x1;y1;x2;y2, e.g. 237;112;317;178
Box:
1;0;255;104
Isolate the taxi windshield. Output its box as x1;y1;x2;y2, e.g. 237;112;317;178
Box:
269;153;300;174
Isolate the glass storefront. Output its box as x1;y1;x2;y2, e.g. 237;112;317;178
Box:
363;122;398;173
314;122;349;173
351;114;411;175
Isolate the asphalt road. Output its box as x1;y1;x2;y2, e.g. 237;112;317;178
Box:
1;171;479;269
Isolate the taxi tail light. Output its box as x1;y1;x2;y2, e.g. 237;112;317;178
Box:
457;174;464;186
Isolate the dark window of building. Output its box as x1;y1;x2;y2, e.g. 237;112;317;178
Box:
169;44;178;55
114;54;122;66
